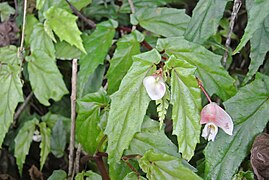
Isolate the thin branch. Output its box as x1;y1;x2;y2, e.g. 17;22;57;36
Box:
68;59;78;179
65;0;96;28
17;0;27;62
94;152;110;180
71;144;82;179
95;135;107;154
222;0;242;67
128;0;136;31
196;77;212;103
13;92;33;124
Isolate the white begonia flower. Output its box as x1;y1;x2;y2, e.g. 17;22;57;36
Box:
143;75;166;100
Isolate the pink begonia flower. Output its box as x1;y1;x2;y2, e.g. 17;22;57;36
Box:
143;75;166;100
200;102;233;141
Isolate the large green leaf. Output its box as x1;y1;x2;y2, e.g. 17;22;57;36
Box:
14;118;39;175
25;15;39;46
126;116;179;157
0;2;15;21
48;170;67;180
166;56;201;160
26;50;68;106
120;0;168;13
104;49;161;164
107;30;144;94
30;23;55;58
0;65;23;147
139;150;202;180
44;7;86;53
76;89;110;154
234;0;269;53
41;0;91;12
109;160;132;180
78;19;117;97
55;41;81;60
50;119;66;158
184;0;230;44
0;45;20;65
157;37;236;101
204;73;269;180
244;15;269;83
39;122;51;170
131;7;190;37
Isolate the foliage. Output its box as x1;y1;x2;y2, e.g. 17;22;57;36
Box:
1;0;269;179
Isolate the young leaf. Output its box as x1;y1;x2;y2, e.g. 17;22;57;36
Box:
139;150;202;180
39;122;51;170
26;50;69;106
107;30;144;94
78;19;118;97
131;7;190;37
234;0;269;54
155;88;169;127
44;7;86;53
104;49;161;164
204;73;269;180
76;89;110;154
244;15;269;83
50;120;66;158
75;170;102;180
166;56;201;160
48;170;67;180
15;118;39;175
126;116;179;158
0;45;20;64
0;65;23;147
184;0;230;44
157;37;236;101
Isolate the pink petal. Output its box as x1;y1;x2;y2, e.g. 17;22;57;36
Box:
200;103;217;124
202;122;218;141
143;76;166;100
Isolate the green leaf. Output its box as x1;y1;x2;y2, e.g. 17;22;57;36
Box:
0;2;15;21
131;7;190;37
139;150;202;180
41;112;70;130
109;160;132;180
44;7;86;53
30;23;55;58
107;30;144;94
50;119;66;158
126;116;179;158
184;0;231;44
76;89;110;154
120;0;168;13
0;65;23;147
0;45;20;65
26;50;68;106
234;0;269;54
166;55;201;160
78;19;117;97
39;122;51;170
55;41;81;60
36;0;45;10
244;15;269;83
75;170;101;180
48;170;67;180
204;73;269;180
25;15;39;46
14;118;38;175
104;49;161;164
123;172;147;180
40;0;91;13
157;37;236;101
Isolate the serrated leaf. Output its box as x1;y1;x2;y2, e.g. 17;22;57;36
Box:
48;170;67;180
76;89;110;154
126;116;179;157
104;49;161;164
0;45;20;64
184;0;231;44
75;170;101;180
14;118;38;175
234;0;269;54
204;73;269;180
139;150;202;180
50;120;66;158
0;2;15;21
26;50;69;106
44;7;86;53
107;30;144;94
123;172;147;180
157;37;236;101
25;15;39;46
39;122;51;170
44;20;56;42
166;55;201;160
156;87;169;127
78;19;117;97
244;15;269;83
30;23;55;58
41;0;91;13
131;7;190;37
55;41;81;60
120;0;168;13
0;65;23;147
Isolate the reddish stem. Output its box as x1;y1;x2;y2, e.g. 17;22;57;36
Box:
140;40;153;50
117;26;132;33
196;77;212;103
94;153;110;180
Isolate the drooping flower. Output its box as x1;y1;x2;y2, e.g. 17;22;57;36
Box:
200;102;233;141
143;74;166;100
